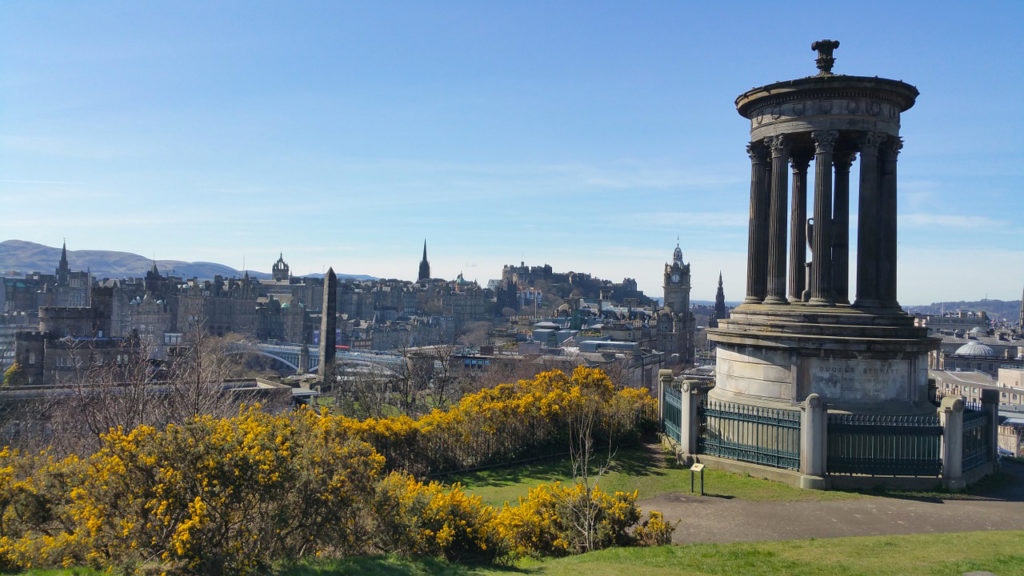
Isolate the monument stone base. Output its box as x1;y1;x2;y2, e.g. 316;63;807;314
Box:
708;303;939;413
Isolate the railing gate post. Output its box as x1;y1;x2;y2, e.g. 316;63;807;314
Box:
679;379;701;460
658;369;672;433
939;396;965;490
800;393;827;489
981;389;999;468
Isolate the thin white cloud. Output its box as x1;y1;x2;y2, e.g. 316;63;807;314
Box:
900;213;1005;229
624;211;748;229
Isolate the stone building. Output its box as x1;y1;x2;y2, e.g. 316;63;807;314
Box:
656;244;695;366
41;242;92;309
272;253;290;282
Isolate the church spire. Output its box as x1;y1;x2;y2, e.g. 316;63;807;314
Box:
418;240;431;282
56;240;70;285
711;270;729;329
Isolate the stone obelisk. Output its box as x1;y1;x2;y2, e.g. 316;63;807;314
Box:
318;268;337;385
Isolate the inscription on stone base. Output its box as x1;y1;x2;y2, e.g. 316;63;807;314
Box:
804;357;910;402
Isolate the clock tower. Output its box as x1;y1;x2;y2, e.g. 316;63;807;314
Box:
663;243;690;314
659;243;695;365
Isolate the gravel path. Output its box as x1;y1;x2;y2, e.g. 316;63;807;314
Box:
639;461;1024;544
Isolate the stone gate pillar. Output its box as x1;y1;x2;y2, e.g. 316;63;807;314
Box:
800;393;827;489
658;369;672;431
939;396;965;490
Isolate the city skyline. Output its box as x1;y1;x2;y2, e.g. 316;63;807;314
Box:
2;2;1022;303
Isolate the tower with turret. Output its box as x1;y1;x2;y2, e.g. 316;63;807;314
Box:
272;253;290;282
657;243;695;365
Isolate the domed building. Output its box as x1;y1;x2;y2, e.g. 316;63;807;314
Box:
942;339;1018;377
954;341;996;359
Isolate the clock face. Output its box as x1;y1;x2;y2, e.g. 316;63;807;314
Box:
671;274;680;282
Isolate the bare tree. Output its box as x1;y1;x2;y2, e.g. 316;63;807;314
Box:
161;323;246;424
11;322;253;456
563;374;621;553
68;335;160;448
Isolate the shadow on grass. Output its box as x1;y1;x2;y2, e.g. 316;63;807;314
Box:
277;555;537;576
606;444;668;478
448;442;667;490
839;460;1024;503
449;455;572;489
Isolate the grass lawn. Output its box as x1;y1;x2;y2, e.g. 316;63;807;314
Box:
263;531;1024;576
13;532;1024;575
448;443;860;507
487;530;1024;576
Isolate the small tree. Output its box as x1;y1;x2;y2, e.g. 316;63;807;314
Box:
2;362;27;387
563;367;618;552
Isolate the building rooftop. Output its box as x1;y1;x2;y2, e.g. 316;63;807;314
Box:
954;341;997;358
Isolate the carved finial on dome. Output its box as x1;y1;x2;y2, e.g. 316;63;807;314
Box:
811;39;840;75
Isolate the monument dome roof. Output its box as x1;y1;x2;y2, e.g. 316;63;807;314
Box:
954;341;996;358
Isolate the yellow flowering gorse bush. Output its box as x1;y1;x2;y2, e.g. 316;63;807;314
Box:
0;368;669;574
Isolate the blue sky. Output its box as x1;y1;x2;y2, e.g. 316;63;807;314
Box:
2;1;1022;305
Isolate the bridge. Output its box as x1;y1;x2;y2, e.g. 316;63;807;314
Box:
225;342;406;376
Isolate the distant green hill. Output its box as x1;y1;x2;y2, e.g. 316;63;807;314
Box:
905;299;1022;323
0;239;374;282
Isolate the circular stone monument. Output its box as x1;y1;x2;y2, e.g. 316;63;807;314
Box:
706;40;939;414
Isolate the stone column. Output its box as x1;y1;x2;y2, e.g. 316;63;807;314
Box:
879;137;903;308
788;154;810;301
744;142;770;304
764;135;790;305
831;152;855;304
800;393;827;489
658;369;672;431
982;389;1000;466
809;130;838;305
938;396;965;490
855;132;886;308
679;379;701;459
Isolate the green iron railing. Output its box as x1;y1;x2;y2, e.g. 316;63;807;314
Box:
698;398;800;470
962;406;990;472
827;413;942;476
663;385;682;443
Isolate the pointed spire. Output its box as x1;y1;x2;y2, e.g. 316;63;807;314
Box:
718;271;723;286
56;239;70;284
418;240;431;282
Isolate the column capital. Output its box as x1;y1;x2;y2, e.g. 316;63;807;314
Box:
811;130;839;154
790;153;811;173
747;141;768;163
765;134;789;158
858;131;887;154
883;136;904;157
833;151;856;171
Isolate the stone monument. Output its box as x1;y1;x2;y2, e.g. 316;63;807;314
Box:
318;268;337;385
707;40;939;415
